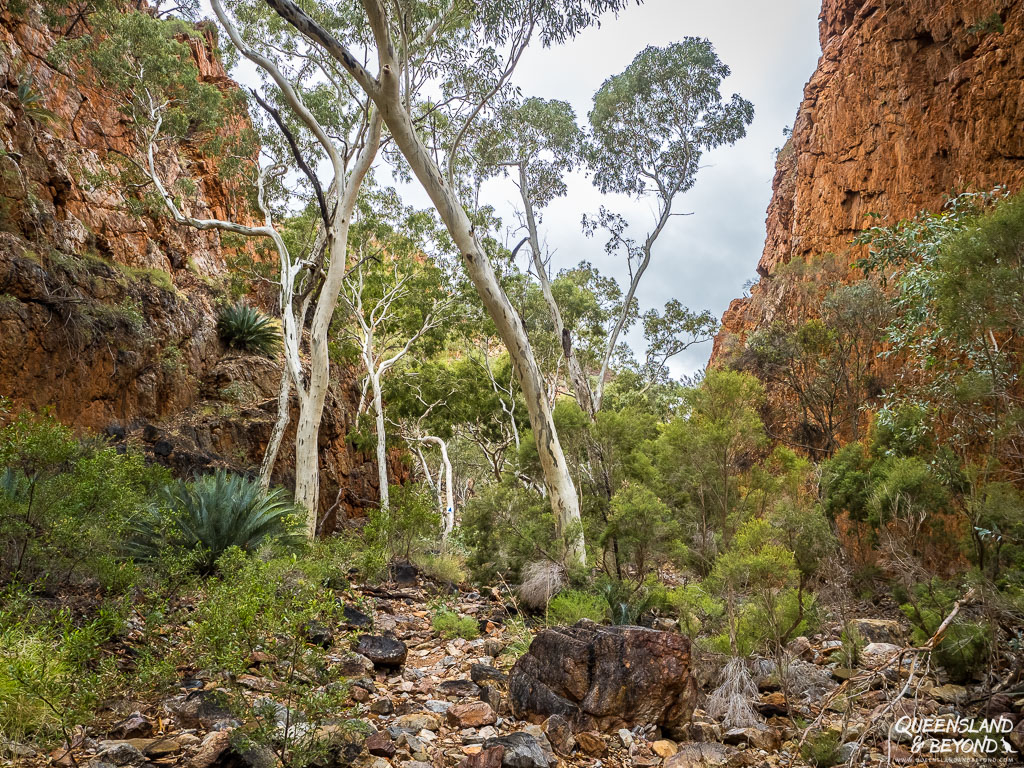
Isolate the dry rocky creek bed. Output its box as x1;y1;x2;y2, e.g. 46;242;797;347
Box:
29;575;1024;768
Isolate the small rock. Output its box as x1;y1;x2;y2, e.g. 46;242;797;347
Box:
391;561;418;586
483;732;550;768
448;701;497;728
168;689;233;729
541;715;575;755
932;684;967;704
575;731;606;756
723;723;781;752
849;618;904;644
471;664;509;688
651;739;677;758
109;713;152;739
343;603;374;627
425;699;452;714
367;731;397;758
395;713;441;733
439;679;482;698
190;732;231;768
617;728;634;749
664;742;736;768
337;652;376;677
787;635;813;660
458;745;505;768
482;639;504;657
480;684;505;714
97;743;146;767
688;721;722;742
651;617;677;632
757;691;788;716
357;635;408;668
370;698;395;715
860;642;902;664
306;622;333;647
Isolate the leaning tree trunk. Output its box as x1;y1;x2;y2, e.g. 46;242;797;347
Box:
261;0;585;565
377;95;586;565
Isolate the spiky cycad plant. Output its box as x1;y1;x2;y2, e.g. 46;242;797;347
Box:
216;302;281;356
128;471;305;573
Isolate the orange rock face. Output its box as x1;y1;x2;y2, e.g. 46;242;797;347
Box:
713;0;1024;362
0;4;386;526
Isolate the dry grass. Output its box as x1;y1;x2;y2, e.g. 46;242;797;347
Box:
707;657;762;729
518;560;566;611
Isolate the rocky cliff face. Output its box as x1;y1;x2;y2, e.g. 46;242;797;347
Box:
713;0;1024;361
0;3;386;528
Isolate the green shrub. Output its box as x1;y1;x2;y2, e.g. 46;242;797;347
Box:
500;617;534;661
801;730;842;767
600;578;665;626
362;484;440;564
665;583;724;637
0;597;127;747
216;302;280;356
189;549;353;767
432;609;479;640
836;623;865;668
0;412;168;588
414;551;467;584
546;590;607;626
899;579;990;682
127;471;305;573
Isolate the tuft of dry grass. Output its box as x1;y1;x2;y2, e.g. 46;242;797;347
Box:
707;657;762;729
517;561;566;611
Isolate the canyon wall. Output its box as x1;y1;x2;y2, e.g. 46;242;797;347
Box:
713;0;1024;362
0;4;388;528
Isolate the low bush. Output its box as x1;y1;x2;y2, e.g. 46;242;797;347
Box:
188;549;354;766
432;609;479;640
216;302;280;356
0;411;168;589
899;579;990;682
0;595;128;747
414;551;467;584
801;730;842;767
546;589;606;626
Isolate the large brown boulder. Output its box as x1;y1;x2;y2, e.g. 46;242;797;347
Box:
508;621;697;738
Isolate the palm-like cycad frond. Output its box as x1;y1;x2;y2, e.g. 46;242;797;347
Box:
216;303;280;356
127;471;304;572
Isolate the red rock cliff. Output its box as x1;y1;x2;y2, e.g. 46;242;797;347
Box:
0;3;388;528
713;0;1024;361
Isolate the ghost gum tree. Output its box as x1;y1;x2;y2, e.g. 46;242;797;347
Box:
261;0;645;565
78;2;385;534
476;41;747;426
339;192;458;514
585;39;753;412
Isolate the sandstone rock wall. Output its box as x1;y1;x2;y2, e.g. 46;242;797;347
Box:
0;3;386;527
713;0;1024;361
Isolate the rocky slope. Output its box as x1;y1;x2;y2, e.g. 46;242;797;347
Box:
0;3;385;527
23;572;1024;768
712;0;1024;362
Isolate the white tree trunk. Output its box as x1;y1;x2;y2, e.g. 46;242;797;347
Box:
259;365;292;490
378;95;585;564
369;371;390;512
520;167;596;419
421;435;454;538
262;0;585;565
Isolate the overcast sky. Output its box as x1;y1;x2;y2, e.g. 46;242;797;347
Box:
206;0;823;378
491;0;824;377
